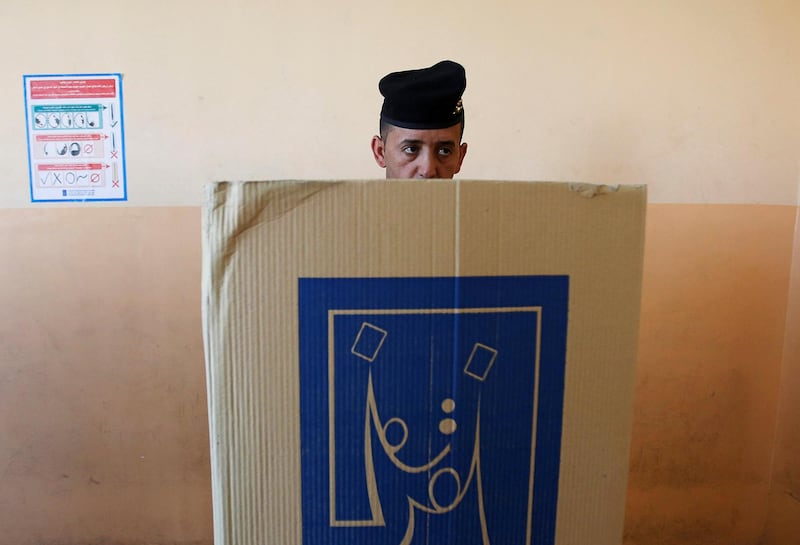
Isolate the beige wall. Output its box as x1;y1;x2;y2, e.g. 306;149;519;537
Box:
0;208;210;545
762;207;800;544
625;205;796;544
1;1;799;544
0;0;798;206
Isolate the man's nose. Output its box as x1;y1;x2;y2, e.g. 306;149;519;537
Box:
416;152;438;179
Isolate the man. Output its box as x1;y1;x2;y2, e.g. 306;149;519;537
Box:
371;60;468;179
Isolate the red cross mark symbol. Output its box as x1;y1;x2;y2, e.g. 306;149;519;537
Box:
112;180;120;188
110;150;118;159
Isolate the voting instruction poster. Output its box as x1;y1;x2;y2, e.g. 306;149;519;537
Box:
23;73;127;203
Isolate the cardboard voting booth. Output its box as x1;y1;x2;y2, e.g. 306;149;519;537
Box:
202;180;646;545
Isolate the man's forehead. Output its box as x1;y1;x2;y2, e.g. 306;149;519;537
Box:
385;125;461;144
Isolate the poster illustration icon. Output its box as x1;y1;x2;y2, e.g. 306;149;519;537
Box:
299;276;568;545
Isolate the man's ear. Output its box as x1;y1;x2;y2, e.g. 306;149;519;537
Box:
371;135;387;168
454;142;468;174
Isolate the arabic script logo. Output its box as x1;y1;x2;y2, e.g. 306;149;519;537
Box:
349;321;497;544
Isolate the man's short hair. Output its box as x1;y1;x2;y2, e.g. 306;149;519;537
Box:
379;118;465;142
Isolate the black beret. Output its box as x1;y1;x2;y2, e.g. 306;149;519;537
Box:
379;60;466;130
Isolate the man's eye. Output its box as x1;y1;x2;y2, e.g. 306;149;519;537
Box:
438;147;453;156
402;146;418;154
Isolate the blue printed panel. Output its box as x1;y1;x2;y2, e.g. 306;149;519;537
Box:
299;276;568;545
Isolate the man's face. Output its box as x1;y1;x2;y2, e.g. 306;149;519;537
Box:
371;124;467;179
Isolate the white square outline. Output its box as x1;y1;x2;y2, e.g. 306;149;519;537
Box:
350;322;388;362
326;306;542;545
465;342;499;382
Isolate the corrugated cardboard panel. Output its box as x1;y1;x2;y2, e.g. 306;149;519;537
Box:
202;180;646;545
